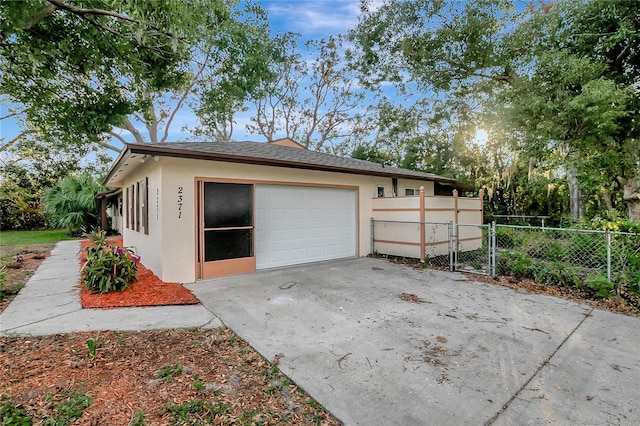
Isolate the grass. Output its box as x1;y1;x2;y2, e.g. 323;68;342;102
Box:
0;229;75;247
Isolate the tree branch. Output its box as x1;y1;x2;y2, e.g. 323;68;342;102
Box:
1;3;58;40
0;130;37;153
99;140;121;152
109;130;129;146
161;48;213;143
122;117;145;144
46;0;138;25
46;0;181;41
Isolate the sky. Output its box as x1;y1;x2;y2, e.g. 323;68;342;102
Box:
0;0;368;162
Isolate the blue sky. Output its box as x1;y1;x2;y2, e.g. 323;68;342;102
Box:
0;0;366;159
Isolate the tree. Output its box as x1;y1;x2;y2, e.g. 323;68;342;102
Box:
1;0;281;151
504;0;640;220
247;35;365;151
349;0;640;221
42;174;105;235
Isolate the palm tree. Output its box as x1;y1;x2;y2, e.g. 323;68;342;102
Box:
42;174;104;235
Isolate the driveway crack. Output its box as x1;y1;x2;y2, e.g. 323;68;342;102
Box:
484;306;595;425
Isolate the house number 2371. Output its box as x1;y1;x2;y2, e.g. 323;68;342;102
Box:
177;186;183;219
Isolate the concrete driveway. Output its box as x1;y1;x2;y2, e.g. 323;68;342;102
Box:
186;258;640;425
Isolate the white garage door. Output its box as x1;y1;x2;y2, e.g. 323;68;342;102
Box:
255;185;357;269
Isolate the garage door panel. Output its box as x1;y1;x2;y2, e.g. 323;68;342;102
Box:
255;185;357;269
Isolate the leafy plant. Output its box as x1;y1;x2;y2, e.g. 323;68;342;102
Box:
585;276;615;298
193;374;205;393
42;174;104;236
498;251;533;278
157;363;183;382
1;397;32;425
81;235;138;294
162;399;230;423
43;390;93;426
128;410;146;426
85;334;103;359
0;265;6;289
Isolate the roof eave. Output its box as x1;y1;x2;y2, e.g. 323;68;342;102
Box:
124;144;459;184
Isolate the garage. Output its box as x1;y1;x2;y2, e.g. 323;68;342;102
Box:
255;185;357;269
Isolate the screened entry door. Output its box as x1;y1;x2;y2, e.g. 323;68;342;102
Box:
197;181;255;279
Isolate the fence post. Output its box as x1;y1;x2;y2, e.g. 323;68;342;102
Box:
419;186;426;262
448;221;454;271
606;230;611;283
453;189;459;267
491;221;497;277
541;217;545;230
478;188;484;225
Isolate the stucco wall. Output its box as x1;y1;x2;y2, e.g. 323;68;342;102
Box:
118;156;441;283
120;161;164;280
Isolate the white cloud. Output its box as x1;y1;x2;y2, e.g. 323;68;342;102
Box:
267;0;361;36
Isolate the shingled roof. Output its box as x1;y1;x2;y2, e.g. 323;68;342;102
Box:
104;140;467;189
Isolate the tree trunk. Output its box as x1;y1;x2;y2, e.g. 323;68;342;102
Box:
622;179;640;222
567;169;583;222
602;191;614;212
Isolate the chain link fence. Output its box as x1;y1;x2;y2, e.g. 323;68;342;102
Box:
371;220;640;294
456;224;491;275
495;225;640;296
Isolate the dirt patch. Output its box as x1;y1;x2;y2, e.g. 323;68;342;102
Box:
380;255;640;317
0;328;340;425
399;292;422;303
468;273;640;316
79;238;200;309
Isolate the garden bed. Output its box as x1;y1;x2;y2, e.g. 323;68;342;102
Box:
79;238;199;309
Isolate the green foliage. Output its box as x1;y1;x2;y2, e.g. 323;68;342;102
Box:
0;397;32;425
584;276;615;299
162;399;230;423
81;234;138;294
498;251;533;279
0;280;24;306
128;410;146;426
348;0;640;221
42;390;93;426
497;226;640;299
0;175;46;231
1;0;282;149
42;174;104;235
0;229;74;246
583;211;640;233
85;333;103;359
192;374;205;393
157;363;183;383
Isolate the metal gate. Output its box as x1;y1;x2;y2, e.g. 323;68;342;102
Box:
372;220;494;276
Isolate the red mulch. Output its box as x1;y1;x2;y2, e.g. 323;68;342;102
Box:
79;237;199;309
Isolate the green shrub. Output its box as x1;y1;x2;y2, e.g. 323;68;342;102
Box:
498;251;533;278
81;231;138;294
584;276;615;298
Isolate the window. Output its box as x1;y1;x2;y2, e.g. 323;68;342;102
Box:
377;186;385;197
125;187;129;229
126;178;149;234
405;188;420;196
136;181;140;232
129;185;135;229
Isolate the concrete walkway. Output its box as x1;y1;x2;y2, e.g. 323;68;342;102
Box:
187;258;640;426
0;240;221;336
3;241;640;425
